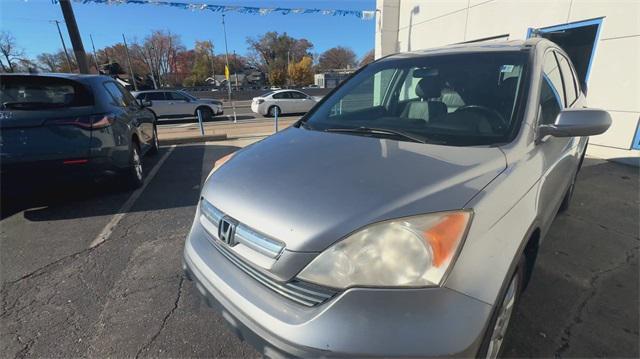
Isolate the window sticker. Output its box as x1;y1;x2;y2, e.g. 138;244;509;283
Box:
500;65;515;73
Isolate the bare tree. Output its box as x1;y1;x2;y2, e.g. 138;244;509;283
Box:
0;31;25;73
317;46;357;71
359;49;375;67
133;30;184;88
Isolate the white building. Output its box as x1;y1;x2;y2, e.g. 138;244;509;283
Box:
375;0;639;164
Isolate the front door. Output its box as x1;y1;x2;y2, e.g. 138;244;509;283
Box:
166;91;193;116
535;50;582;232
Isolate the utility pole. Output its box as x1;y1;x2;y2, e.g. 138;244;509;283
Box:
233;50;239;91
89;34;99;72
209;42;215;87
287;49;290;88
221;14;237;123
122;34;138;91
59;0;90;74
52;20;73;72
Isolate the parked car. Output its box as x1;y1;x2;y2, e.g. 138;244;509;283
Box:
251;89;317;117
0;73;159;190
183;39;610;358
131;90;223;121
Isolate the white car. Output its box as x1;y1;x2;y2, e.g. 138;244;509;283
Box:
251;90;317;117
132;90;223;121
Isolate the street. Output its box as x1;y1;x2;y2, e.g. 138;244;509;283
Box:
1;141;638;358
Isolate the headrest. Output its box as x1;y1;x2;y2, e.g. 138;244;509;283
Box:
498;77;519;98
415;78;442;99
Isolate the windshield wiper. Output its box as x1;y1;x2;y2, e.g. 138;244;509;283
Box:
324;126;428;144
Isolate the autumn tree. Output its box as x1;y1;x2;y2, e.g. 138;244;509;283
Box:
183;41;213;86
288;56;314;86
359;49;375;67
36;50;76;73
133;30;184;88
97;43;147;76
317;46;357;71
247;32;313;86
0;31;25;73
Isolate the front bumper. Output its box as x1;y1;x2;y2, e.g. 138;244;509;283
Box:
183;221;492;357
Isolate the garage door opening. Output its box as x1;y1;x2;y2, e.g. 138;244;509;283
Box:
528;18;603;91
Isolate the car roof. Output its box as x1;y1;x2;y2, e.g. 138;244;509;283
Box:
270;89;304;94
381;38;544;61
0;72;113;83
131;89;177;94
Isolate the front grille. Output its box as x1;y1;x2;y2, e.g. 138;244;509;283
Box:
211;239;337;307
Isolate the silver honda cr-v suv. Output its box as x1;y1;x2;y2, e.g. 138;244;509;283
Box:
183;38;610;358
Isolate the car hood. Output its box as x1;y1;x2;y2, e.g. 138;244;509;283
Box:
202;127;506;252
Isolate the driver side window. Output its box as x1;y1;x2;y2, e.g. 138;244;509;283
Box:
539;52;564;126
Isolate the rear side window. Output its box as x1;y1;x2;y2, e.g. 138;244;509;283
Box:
273;92;291;99
289;91;306;99
0;75;94;110
556;53;578;106
103;82;137;107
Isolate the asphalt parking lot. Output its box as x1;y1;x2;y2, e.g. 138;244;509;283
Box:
0;140;638;358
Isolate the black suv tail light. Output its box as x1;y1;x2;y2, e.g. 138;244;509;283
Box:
46;113;115;129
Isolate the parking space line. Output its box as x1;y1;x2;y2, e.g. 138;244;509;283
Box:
89;145;177;249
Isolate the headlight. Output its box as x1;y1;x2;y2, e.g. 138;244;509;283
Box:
297;211;472;289
205;151;236;181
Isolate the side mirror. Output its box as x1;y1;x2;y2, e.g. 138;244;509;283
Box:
138;99;152;107
540;108;611;138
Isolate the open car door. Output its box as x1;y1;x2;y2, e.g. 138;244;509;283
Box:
529;17;603;91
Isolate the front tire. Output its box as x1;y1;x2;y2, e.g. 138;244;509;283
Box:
480;257;524;358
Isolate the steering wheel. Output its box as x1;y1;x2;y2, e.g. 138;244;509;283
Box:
455;105;507;132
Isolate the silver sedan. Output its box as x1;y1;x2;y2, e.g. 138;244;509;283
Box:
183;38;610;358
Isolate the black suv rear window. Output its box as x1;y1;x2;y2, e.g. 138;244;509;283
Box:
0;75;94;110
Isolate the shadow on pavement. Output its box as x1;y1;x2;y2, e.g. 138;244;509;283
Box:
503;158;639;357
1;144;239;222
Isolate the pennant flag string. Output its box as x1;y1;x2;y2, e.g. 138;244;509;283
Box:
50;0;376;20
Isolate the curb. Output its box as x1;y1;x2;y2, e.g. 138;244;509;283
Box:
159;134;228;145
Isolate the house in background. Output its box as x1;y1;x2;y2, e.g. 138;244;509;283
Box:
375;0;639;164
314;69;356;88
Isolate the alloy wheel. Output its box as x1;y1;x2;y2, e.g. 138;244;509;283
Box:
132;146;143;181
486;273;518;358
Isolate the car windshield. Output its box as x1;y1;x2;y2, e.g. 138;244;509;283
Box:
0;75;94;110
303;51;529;146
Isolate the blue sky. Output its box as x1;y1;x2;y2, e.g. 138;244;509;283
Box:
0;0;375;60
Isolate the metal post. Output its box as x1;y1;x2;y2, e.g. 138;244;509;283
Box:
221;14;237;123
196;109;205;136
209;42;215;87
122;34;138;91
59;0;90;74
274;106;279;133
53;20;73;72
89;34;99;72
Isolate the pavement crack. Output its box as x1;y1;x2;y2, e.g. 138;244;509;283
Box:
554;246;638;357
135;275;184;358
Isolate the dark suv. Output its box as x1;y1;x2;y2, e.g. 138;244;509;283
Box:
0;74;159;190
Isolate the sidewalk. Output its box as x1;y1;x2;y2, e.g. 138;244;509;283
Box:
157;118;299;145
